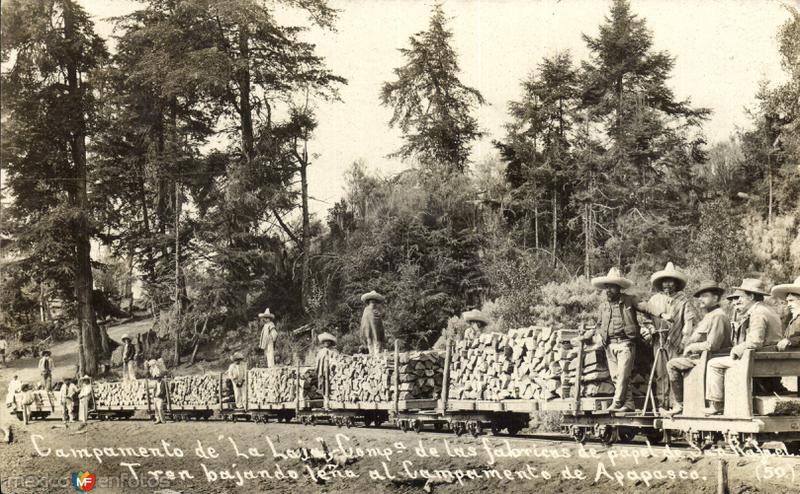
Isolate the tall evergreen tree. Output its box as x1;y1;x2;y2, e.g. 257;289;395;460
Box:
1;0;109;374
381;2;485;174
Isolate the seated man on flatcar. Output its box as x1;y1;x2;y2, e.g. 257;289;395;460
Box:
771;276;800;351
662;281;730;416
704;279;783;415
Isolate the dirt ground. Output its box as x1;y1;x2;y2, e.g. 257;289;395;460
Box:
1;415;799;494
1;320;798;494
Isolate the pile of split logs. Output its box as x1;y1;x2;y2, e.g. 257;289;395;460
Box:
328;351;443;403
247;367;321;405
449;327;648;401
169;374;220;406
94;380;151;407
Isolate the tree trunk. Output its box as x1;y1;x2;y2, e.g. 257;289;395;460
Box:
65;0;101;376
300;142;311;313
534;203;540;249
238;27;254;160
174;181;182;365
551;189;557;265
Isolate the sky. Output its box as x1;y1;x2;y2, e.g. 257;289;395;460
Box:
61;0;798;214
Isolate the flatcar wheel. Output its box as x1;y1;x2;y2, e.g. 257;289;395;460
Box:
597;425;615;446
399;419;409;433
433;422;444;432
570;426;587;444
617;427;637;444
685;431;701;449
506;425;521;437
454;422;465;437
346;417;354;429
644;429;662;445
310;416;317;426
413;419;423;434
471;421;483;438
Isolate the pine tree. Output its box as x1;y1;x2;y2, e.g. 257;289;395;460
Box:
381;2;485;174
2;0;110;374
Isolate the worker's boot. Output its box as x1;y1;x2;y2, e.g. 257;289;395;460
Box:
661;381;683;416
703;400;724;416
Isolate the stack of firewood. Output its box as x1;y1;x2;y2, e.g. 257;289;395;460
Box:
396;351;443;401
328;351;443;403
94;380;151;407
450;326;644;401
169;374;220;406
247;367;321;405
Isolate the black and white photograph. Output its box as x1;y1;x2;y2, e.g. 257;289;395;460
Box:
1;0;799;492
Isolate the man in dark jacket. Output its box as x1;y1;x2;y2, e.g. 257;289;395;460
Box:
771;276;800;351
121;334;136;381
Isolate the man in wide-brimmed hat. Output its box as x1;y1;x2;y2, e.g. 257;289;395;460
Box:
771;276;800;351
60;377;79;425
360;291;386;355
226;352;247;409
644;262;699;410
78;375;92;423
462;309;489;340
121;334;136;381
315;332;339;397
662;281;730;416
588;268;658;412
37;349;54;391
705;278;783;415
257;308;278;367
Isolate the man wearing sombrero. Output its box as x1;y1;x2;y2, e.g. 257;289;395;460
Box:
37;349;54;391
360;291;386;355
704;278;783;415
771;276;800;351
226;352;247;409
121;334;136;381
315;332;339;396
257;308;278;367
462;309;489;340
589;267;659;412
644;262;699;410
662;281;730;416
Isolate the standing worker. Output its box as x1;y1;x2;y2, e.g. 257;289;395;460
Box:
462;309;489;340
257;308;278;367
644;262;698;410
152;373;167;424
315;332;338;397
771;276;800;351
0;334;7;367
60;378;78;425
6;374;22;409
226;352;247;409
38;350;54;391
78;376;93;423
121;334;136;381
586;268;660;412
705;279;783;415
662;281;730;416
360;291;386;355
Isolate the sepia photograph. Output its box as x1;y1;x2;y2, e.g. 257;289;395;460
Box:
0;0;799;492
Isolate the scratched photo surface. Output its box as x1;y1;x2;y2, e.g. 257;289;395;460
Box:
1;0;799;493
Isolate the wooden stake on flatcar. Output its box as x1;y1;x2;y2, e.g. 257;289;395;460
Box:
393;340;399;415
574;323;585;414
441;338;451;413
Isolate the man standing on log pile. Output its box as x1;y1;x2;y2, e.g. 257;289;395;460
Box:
662;281;730;416
462;309;489;340
360;291;386;355
121;334;136;381
644;262;698;411
226;352;247;409
38;350;54;391
705;279;783;415
771;276;800;352
585;268;665;412
258;308;278;367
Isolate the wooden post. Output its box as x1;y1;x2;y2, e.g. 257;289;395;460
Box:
218;372;223;410
174;181;181;365
295;357;301;413
145;377;153;417
393;340;399;415
574;335;585;414
441;339;451;413
716;459;729;494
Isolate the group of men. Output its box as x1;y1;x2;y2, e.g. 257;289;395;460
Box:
588;264;800;415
